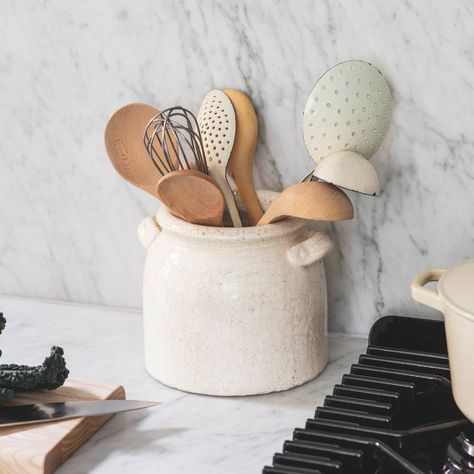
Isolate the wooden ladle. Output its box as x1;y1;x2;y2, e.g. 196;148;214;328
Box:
156;170;225;226
105;103;168;199
257;181;353;226
224;89;263;226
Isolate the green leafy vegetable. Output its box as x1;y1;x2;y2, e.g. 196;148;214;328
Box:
0;313;69;403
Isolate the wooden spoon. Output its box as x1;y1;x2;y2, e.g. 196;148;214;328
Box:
105;103;172;199
223;89;263;226
257;182;353;226
156;170;225;226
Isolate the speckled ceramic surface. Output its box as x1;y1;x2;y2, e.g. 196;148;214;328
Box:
137;191;333;395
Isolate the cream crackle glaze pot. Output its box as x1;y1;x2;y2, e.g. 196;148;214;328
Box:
137;191;334;396
412;259;474;422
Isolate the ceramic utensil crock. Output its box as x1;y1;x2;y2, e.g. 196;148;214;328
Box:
138;191;333;396
411;259;474;422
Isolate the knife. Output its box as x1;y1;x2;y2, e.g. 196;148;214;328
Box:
0;399;160;428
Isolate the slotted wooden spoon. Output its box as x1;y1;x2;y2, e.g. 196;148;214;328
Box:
223;89;263;226
156;170;225;226
105;103;172;198
257;181;353;226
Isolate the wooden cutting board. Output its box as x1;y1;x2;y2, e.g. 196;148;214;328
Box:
0;379;125;474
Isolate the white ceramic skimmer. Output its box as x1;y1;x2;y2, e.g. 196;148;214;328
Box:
198;90;242;227
303;60;392;164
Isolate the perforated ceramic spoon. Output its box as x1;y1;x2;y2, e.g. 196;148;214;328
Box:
198;90;242;227
223;89;263;226
105;103;163;198
257;181;353;226
303;60;391;163
156;170;225;226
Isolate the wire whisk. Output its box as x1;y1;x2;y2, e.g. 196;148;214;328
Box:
143;106;208;175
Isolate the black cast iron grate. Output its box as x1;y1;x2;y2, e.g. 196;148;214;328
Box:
262;316;469;474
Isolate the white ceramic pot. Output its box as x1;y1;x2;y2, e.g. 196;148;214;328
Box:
411;260;474;422
137;191;333;396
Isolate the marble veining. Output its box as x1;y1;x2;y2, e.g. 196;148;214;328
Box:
0;295;367;473
0;1;473;333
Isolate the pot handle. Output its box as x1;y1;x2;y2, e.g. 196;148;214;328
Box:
137;216;161;249
411;268;446;312
287;231;333;268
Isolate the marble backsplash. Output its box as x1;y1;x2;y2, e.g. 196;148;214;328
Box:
1;0;473;334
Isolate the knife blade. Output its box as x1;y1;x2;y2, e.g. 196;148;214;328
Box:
0;399;160;428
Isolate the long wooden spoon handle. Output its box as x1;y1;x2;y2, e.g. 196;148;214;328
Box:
210;170;242;227
223;89;263;226
230;172;263;225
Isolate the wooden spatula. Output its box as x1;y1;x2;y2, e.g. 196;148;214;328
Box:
257;181;353;226
156;170;225;226
223;89;263;226
105;103;171;199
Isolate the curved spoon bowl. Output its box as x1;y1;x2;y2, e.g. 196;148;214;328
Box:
257;181;354;226
156;170;225;227
105;103;163;198
314;150;380;196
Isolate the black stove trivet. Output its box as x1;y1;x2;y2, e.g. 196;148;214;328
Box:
263;316;474;474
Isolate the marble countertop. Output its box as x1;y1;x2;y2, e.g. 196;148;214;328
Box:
0;295;367;473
